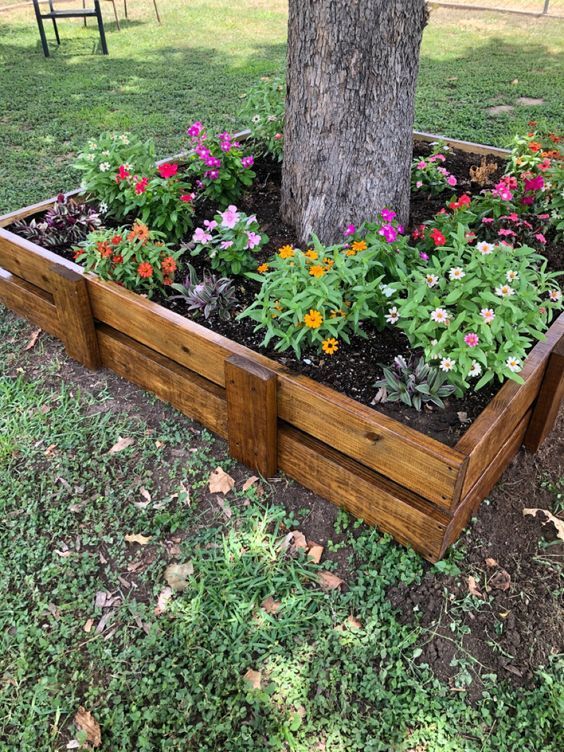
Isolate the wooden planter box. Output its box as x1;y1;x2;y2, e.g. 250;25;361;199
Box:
1;134;562;561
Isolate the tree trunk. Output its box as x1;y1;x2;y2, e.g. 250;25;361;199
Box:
281;0;427;244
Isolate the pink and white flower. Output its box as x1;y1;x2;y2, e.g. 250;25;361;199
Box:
495;284;515;298
193;227;212;244
480;308;495;324
449;267;465;280
506;270;519;282
385;306;399;324
246;231;262;249
548;289;561;302
464;333;479;348
431;308;449;324
425;273;439;288
220;205;240;229
506;356;521;373
476;241;494;256
439;357;456;372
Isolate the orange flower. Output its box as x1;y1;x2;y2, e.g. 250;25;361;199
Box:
257;263;269;273
137;261;153;278
309;265;325;278
112;254;123;264
128;221;150;244
96;241;113;258
163;276;173;286
161;256;177;275
351;240;367;252
304;309;323;329
346;249;356;256
278;245;294;259
529;142;542;153
304;249;318;260
111;234;123;245
321;338;339;355
323;257;334;267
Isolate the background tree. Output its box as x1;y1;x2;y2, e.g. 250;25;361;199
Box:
281;0;428;243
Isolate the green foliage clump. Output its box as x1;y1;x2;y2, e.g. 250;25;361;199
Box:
374;354;456;410
239;76;285;161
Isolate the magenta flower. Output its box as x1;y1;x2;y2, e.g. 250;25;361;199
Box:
535;232;547;244
447;175;457;187
220;141;232;153
206;170;220;180
521;195;534;206
187;121;203;137
158;163;179;179
379;224;398;243
193;227;212;243
524;175;544;192
381;208;396;222
196;145;211;160
464;333;479;348
417;161;427;169
241;156;255;169
482;217;494;224
343;224;356;237
220;205;240;229
246;231;262;249
419;251;429;261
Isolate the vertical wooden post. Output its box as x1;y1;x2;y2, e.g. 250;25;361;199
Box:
225;355;278;478
49;264;100;370
524;334;564;452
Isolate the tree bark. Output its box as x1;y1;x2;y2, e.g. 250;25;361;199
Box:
281;0;427;244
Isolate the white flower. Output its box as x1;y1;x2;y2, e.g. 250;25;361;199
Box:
506;356;521;373
425;273;439;288
548;289;561;302
380;283;395;298
119;134;130;144
102;150;110;156
99;162;111;172
123;162;132;171
506;269;519;282
99;202;108;213
480;307;495;324
477;241;494;255
252;114;261;124
88;141;98;150
86;153;95;162
439;357;456;372
431;308;449;324
469;361;482;378
385;306;399;324
267;115;277;122
495;284;515;297
449;267;465;280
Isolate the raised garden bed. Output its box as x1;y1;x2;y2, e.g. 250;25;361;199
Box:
1;132;562;562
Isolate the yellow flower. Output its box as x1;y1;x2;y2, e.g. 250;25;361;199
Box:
257;263;269;273
278;245;294;259
351;240;367;252
323;257;334;268
346;249;356;256
304;309;323;329
322;338;339;355
305;249;318;260
309;265;325;278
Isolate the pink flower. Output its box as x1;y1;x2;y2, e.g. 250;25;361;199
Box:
193;227;212;243
116;164;130;182
417;161;427;169
158;163;179;179
447;175;457;187
274;133;283;140
135;177;149;195
498;228;516;237
203;219;218;231
246;231;262;249
343;224;356;237
241;156;254;169
464;333;479;348
538;213;550;220
535;233;547;244
524;175;544;192
220;140;232;152
180;193;195;203
482;217;494;224
538;158;551;171
419;251;429;261
196;145;211;160
220;240;234;250
416;180;423;188
220;205;240;229
434;153;446;162
381;208;396;222
187;121;203;137
379;224;397;243
206;170;219;180
521;196;534;206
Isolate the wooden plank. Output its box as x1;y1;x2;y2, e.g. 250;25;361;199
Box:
441;410;531;557
278;425;450;562
0;268;62;338
413;130;510;158
456;313;564;497
0;229;80;292
96;326;228;439
50;264;100;370
86;278;465;508
0;191;81;228
523;333;564;451
225;355;278;478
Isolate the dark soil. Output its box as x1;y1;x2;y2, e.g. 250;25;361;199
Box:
9;140;562;447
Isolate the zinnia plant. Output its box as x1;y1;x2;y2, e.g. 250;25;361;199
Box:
73;221;180;298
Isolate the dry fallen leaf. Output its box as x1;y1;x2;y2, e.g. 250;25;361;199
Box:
108;436;135;454
83;618;94;634
208;467;235;494
139;487;152;503
44;444;57;457
24;328;42;351
74;706;101;748
523;508;564;542
261;596;281;615
124;533;152;546
347;615;362;629
243;668;262;690
164;562;194;591
489;568;511;592
485;557;498;568
318;571;344;591
307;542;324;564
154;586;174;616
467;575;484;599
217;497;233;519
242;475;259;492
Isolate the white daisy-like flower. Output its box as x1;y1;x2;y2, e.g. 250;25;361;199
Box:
431;308;449;324
86;153;95;162
477;241;494;255
102;150;110;156
385;306;399;324
506;270;519;282
267;115;277;122
99;162;111;172
99;202;108;214
449;267;465;280
119;134;130;144
379;283;395;298
252;114;261;124
469;361;482;378
88;141;98;150
425;273;439;288
123;162;132;171
506;356;521;373
439;357;456;372
480;307;495;324
495;284;515;297
548;289;561;302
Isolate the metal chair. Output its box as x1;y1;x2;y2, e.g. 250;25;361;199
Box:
32;0;109;56
123;0;161;24
84;1;120;31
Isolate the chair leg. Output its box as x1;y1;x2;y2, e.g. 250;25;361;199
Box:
111;0;120;31
52;17;61;45
123;0;128;20
94;1;109;54
32;0;50;57
83;0;87;27
153;0;161;24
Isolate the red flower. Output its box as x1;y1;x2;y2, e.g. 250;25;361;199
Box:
73;249;82;260
548;133;561;144
161;256;177;275
429;228;446;247
111;234;123;245
158;163;179;179
137;262;154;278
112;255;123;264
135;177;149;195
449;193;472;211
96;241;113;257
529;142;542;153
115;165;130;183
180;193;195;203
163;276;173;286
411;225;425;240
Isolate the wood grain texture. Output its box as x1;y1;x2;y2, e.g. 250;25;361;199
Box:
278;425;449;562
97;326;228;439
523;333;564;451
0;228;80;292
0;268;62;337
413;130;510;158
456;313;564;497
50;264;100;369
441;410;531;557
225;355;278;478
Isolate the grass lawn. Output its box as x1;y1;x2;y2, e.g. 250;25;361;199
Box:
0;1;563;212
1;2;563;750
